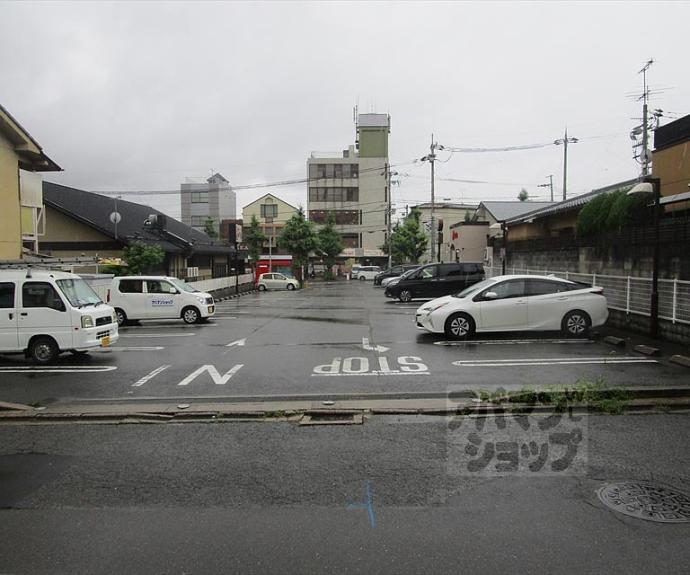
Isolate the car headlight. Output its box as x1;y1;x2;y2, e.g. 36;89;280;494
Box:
195;296;206;304
81;316;94;328
426;302;449;313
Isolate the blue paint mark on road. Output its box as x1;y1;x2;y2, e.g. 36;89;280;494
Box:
347;480;376;528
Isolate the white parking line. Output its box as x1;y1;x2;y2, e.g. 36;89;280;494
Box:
0;366;117;373
133;364;171;387
96;346;165;352
452;357;658;367
119;333;196;338
436;339;595;346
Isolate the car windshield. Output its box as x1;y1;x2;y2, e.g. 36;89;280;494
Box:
56;278;103;307
452;278;497;298
169;278;199;293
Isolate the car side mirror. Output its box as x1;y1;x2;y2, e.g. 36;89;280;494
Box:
484;291;498;300
170;288;178;294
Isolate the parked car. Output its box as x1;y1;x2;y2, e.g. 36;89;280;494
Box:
415;274;608;339
0;269;118;363
353;266;382;281
257;272;300;291
384;262;485;302
107;276;215;326
381;267;420;289
373;264;420;286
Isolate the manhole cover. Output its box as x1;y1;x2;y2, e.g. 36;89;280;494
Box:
597;481;690;523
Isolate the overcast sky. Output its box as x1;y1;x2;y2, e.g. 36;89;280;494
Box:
2;1;688;221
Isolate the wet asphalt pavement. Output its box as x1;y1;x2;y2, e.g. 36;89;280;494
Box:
0;414;688;574
0;280;686;407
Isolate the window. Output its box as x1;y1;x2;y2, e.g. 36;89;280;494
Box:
440;264;463;277
527;279;569;296
22;282;65;311
260;204;278;218
342;164;351;178
309;164;319;180
147;280;175;294
350;164;359;178
191;216;207;227
118;279;144;294
346;187;359;201
0;283;15;308
486;279;526;300
317;164;327;178
191;191;208;203
334;164;342;178
341;234;359;248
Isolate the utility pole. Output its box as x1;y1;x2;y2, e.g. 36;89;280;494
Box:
538;175;554;202
639;59;654;177
554;129;578;200
383;163;397;270
421;135;438;262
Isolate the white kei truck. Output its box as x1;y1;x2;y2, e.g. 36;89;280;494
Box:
0;269;119;364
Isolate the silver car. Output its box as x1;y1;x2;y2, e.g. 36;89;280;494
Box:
257;273;300;291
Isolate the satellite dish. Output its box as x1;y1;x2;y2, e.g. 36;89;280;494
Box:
109;212;122;224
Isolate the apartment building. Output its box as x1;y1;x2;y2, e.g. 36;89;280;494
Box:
180;173;236;235
307;113;390;261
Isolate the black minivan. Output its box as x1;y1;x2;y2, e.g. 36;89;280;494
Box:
384;262;485;302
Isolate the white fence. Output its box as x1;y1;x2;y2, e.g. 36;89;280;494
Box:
485;267;690;326
189;273;254;293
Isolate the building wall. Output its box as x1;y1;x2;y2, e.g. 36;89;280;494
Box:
181;180;236;233
243;194;297;253
0;130;21;259
446;222;489;263
415;205;476;263
653;141;690;214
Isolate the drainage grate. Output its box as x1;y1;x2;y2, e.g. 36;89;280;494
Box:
597;481;690;523
299;413;363;426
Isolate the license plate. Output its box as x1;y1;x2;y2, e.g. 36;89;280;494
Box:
101;336;111;347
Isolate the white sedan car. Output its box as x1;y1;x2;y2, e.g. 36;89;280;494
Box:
415;275;608;339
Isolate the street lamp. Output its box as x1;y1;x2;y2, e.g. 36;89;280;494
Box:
627;177;661;338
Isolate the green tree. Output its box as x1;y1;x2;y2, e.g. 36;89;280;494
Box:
203;217;218;238
317;213;343;280
277;207;319;284
382;208;428;264
244;215;267;272
518;188;529;202
464;211;472;223
122;241;165;274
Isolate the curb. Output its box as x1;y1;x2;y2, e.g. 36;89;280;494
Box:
2;387;690;424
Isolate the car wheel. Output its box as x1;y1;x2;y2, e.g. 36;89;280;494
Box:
182;306;201;324
444;313;475;340
258;284;267;292
562;310;591;338
399;290;412;302
29;336;59;365
115;308;127;327
287;283;295;291
359;276;366;281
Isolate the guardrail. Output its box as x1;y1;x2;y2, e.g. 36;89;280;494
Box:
484;267;690;326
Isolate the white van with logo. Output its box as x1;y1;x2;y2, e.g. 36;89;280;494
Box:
0;269;119;364
107;276;215;326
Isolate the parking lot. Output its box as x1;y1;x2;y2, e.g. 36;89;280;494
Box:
0;280;683;408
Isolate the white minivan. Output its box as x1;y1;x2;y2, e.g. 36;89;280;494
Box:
107;276;215;326
0;269;119;364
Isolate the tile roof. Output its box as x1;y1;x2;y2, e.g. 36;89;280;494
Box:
504;179;638;224
43;182;235;255
479;201;556;222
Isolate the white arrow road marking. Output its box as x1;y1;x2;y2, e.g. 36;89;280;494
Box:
132;364;172;387
226;338;247;347
119;333;195;338
0;366;117;373
362;337;390;353
452;357;658;367
177;364;244;386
